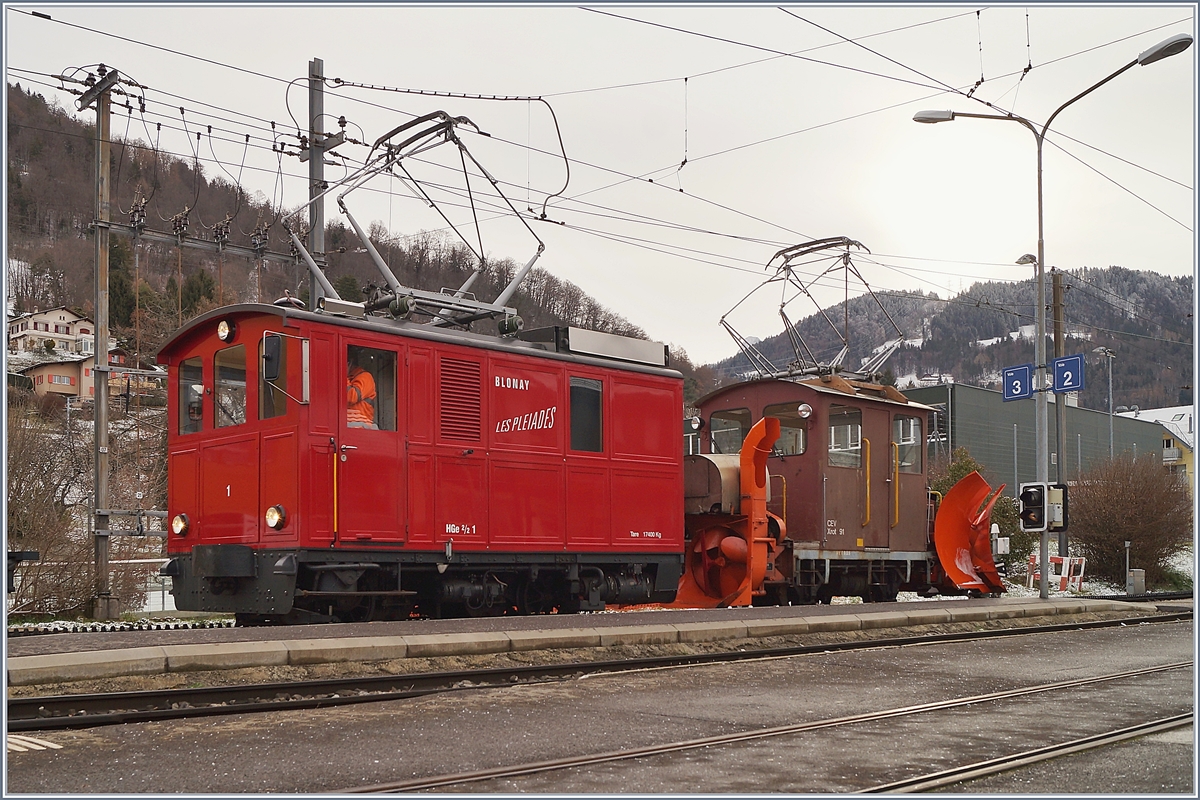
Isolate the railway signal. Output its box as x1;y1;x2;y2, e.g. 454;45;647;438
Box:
1018;482;1048;533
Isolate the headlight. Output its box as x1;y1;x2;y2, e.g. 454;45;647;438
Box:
265;504;287;530
216;319;236;342
171;513;190;536
797;403;813;419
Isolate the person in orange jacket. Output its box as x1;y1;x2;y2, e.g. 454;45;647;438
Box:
347;357;377;429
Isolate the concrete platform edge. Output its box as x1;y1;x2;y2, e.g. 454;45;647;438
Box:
5;599;1169;685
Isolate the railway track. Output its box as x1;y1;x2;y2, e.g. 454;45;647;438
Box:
857;713;1194;793
8;610;1190;732
336;662;1193;793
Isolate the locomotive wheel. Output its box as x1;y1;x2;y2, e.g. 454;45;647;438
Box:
518;578;557;615
869;572;901;603
341;595;377;623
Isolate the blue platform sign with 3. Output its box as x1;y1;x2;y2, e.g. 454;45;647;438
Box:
1002;363;1034;402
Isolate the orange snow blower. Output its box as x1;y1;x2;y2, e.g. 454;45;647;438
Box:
932;470;1008;595
672;416;783;608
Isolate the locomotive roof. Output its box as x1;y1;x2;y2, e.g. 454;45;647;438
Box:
156;302;682;379
695;374;936;412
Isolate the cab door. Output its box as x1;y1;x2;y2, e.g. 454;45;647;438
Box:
336;339;405;543
888;412;927;552
860;405;891;548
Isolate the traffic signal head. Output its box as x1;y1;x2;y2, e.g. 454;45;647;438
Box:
1018;482;1048;533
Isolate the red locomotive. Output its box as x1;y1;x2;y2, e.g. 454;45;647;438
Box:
158;303;687;622
680;374;1005;607
158;301;1005;623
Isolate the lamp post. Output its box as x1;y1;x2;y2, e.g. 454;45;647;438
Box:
914;32;1193;600
1094;346;1116;459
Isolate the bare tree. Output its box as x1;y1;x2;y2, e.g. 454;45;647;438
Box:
1069;452;1192;586
6;389;161;617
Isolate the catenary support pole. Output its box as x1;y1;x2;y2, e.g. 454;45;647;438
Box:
308;57;327;308
84;66;119;621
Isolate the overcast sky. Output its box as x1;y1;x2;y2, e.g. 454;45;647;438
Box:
4;4;1196;364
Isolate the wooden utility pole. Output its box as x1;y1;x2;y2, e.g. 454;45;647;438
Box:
1052;267;1067;557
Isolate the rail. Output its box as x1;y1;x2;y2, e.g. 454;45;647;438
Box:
341;660;1192;793
9;611;1190;731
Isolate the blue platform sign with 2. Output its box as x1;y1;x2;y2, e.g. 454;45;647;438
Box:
1002;363;1034;402
1052;353;1085;393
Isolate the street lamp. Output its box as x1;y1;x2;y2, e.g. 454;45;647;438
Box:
1094;346;1116;459
914;31;1193;600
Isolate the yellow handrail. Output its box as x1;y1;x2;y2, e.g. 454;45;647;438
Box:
861;437;871;527
891;442;900;528
769;473;787;524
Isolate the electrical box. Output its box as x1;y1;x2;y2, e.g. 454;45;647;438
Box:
1047;483;1069;532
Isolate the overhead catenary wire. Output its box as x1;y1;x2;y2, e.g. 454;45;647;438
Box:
14;7;1185;267
7;92;1190;340
16;7;1191;216
11;111;1178;350
11;11;1190;357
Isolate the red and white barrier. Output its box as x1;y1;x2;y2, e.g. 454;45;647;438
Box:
1027;554;1087;592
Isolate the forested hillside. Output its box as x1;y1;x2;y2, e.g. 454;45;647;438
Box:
711;266;1192;413
7;83;1188;413
7;83;722;391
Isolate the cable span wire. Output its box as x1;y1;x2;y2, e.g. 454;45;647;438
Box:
9;109;1189;330
15;8;1187;261
12;37;1192;354
545;7;985;97
581;7;950;92
1041;136;1193;232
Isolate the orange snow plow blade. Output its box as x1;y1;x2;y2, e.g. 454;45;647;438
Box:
671;416;781;608
933;471;1007;594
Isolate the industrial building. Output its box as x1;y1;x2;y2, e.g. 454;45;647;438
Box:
905;383;1166;495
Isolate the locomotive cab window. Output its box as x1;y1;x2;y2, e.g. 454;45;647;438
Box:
892;415;922;473
763;403;807;456
827;405;862;468
710;408;751;454
178;357;203;435
570;376;603;452
346;345;396;431
259;335;288;420
214;345;246;428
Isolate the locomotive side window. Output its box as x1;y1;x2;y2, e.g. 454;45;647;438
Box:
763;403;807;455
893;415;922;472
569;376;603;452
347;345;397;431
827;405;862;468
214;345;247;428
710;408;751;454
259;335;288;420
178;357;203;435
